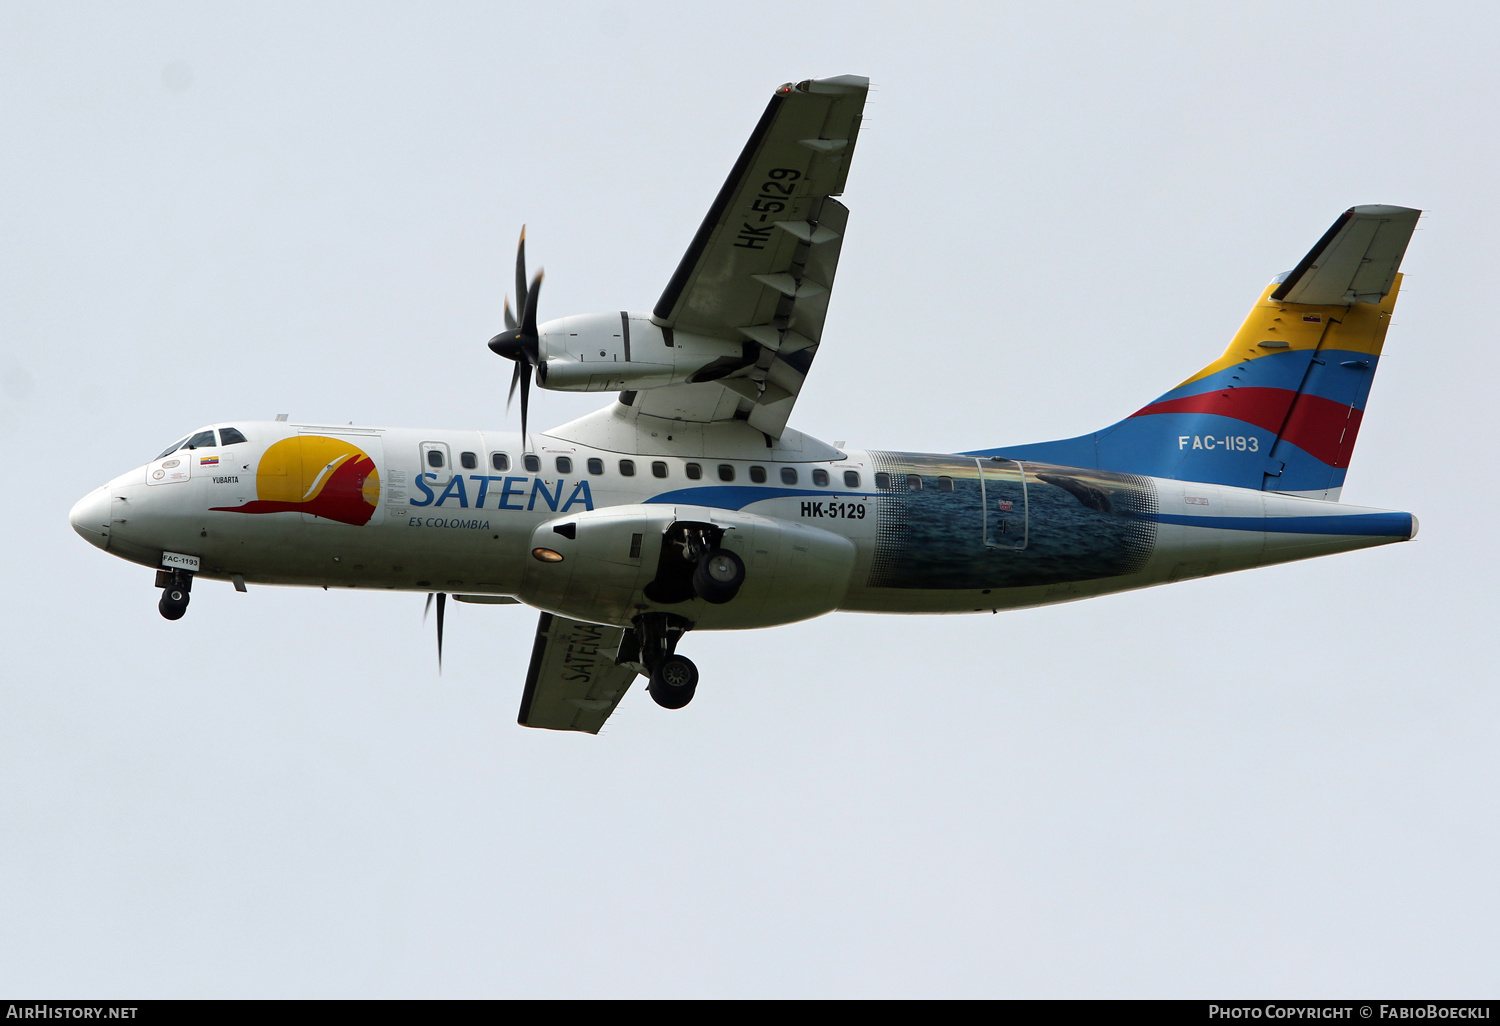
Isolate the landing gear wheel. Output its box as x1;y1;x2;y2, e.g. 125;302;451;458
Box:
158;587;189;621
648;654;699;709
693;548;745;604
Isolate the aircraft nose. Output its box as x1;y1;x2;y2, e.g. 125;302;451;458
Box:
69;486;111;550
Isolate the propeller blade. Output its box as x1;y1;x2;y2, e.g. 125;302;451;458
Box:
514;226;528;326
519;368;530;444
520;270;544;343
424;592;434;623
436;591;446;672
489;228;542;443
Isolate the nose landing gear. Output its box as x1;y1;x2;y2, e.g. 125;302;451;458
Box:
155;568;193;620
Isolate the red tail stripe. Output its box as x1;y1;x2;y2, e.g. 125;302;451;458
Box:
1130;387;1299;435
1281;395;1363;467
1131;388;1361;467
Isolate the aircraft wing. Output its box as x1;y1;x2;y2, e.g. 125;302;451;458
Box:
638;74;869;438
517;613;638;734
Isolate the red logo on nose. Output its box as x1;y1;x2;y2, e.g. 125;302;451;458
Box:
211;436;380;526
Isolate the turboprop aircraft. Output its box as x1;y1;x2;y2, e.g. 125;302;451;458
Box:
69;75;1421;733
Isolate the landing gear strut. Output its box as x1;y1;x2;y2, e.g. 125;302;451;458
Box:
156;568;193;620
620;612;699;710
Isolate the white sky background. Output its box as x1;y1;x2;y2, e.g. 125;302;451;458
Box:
2;0;1496;997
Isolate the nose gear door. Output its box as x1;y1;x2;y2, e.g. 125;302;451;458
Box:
977;457;1029;550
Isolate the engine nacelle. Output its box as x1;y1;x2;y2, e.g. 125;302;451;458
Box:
534;312;752;392
518;504;856;629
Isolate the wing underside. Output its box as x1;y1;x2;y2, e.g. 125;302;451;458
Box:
637;74;869;438
517;613;637;734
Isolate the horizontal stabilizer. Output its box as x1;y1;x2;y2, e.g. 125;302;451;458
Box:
1271;205;1419;306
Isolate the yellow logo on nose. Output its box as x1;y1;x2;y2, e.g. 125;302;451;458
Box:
212;436;380;525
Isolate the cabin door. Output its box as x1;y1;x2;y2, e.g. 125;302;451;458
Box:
976;457;1029;550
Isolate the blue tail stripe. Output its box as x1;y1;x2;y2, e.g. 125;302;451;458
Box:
969;411;1354;492
1151;348;1314;404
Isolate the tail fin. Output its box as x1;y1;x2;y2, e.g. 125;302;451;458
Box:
972;205;1420;500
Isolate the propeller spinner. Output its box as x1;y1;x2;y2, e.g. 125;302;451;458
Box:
487;227;544;442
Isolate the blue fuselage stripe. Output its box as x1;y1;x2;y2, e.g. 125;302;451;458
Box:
644;485;869;508
1152;512;1412;536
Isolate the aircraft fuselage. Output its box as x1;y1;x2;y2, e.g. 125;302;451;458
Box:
70;420;1416;630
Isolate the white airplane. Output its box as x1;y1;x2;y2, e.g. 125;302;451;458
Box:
69;75;1421;733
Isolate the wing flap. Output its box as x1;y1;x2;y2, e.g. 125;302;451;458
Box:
517;613;637;734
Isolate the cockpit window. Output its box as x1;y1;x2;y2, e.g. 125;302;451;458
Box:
219;427;248;445
184;430;217;449
154;436;189;461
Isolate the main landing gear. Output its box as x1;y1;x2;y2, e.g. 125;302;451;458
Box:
693;548;745;605
155;568;193;620
624;522;749;711
620;612;700;710
643;523;747;606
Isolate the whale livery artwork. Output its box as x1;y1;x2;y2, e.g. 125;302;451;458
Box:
70;75;1422;733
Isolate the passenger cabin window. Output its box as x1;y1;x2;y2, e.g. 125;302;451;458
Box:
749;466;767;484
460;451;477;470
491;453;510;472
587;458;604;475
427;450;446;468
685;463;702;480
619;459;636;477
780;467;798;485
907;474;923;491
154;436;189;460
812;468;829;487
556;457;572;474
875;472;892;490
652;461;668;479
938;476;955;492
524;454;540;472
718;464;735;482
219;427;248;446
844;471;862;488
185;430;216;450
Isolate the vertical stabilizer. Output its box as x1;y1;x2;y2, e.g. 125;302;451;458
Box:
970;206;1419;500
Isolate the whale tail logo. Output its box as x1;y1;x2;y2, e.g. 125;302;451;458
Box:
212;435;380;525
